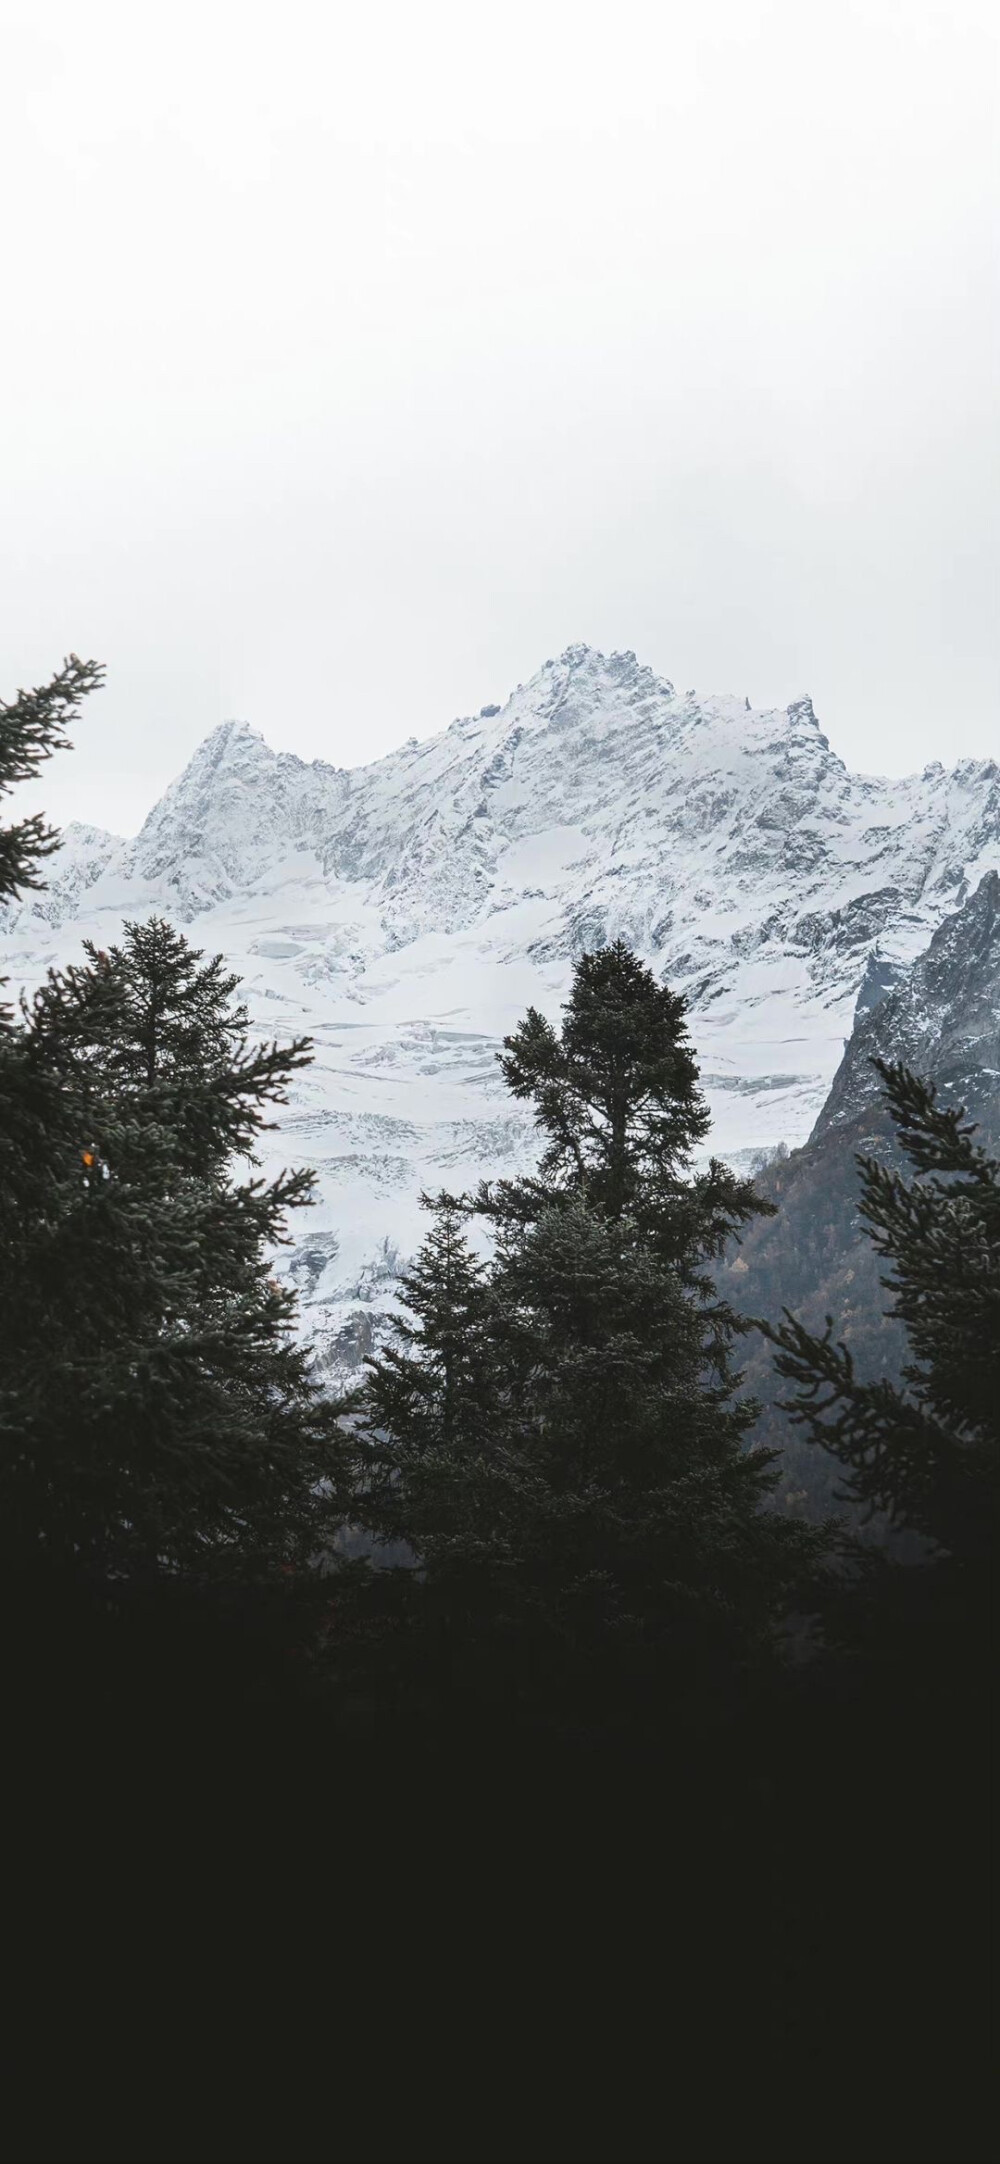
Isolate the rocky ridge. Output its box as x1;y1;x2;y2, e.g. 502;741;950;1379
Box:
722;870;1000;1519
814;869;1000;1140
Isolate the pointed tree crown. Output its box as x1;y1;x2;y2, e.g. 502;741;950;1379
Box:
27;917;312;1180
498;940;710;1221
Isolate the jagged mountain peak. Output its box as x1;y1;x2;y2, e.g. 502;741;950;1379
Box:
426;643;680;755
138;716;269;806
537;642;675;702
197;716;265;750
60;817;125;850
128;651;838;895
120;715;348;917
142;715;345;822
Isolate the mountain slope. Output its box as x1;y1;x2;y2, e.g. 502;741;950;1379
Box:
813;868;1000;1139
3;644;998;1374
722;871;1000;1519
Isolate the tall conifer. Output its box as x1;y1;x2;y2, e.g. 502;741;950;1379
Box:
0;660;343;1593
356;944;824;1711
2;921;343;1583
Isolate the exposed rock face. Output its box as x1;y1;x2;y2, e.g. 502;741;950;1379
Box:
3;643;998;1381
722;873;1000;1522
814;870;1000;1140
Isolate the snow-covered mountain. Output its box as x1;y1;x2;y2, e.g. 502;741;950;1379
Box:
3;643;999;1372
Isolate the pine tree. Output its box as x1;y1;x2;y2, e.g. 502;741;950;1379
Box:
355;943;824;1719
766;1060;999;1581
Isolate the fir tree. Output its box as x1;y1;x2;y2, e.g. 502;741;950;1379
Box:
387;1198;487;1440
495;939;710;1226
766;1060;999;1579
0;654;104;913
356;944;824;1715
357;1192;498;1557
0;657;108;1577
0;919;343;1586
33;916;309;1176
0;655;105;1336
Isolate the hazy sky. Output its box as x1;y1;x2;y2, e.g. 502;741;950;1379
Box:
1;0;997;835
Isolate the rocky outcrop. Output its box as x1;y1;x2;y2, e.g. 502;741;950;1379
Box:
721;874;1000;1522
814;871;1000;1140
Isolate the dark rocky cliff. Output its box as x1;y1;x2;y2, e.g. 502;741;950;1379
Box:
722;873;1000;1523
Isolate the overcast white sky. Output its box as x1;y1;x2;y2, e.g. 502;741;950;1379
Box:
1;0;997;834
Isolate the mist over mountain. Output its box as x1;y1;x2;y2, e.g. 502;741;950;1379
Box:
3;643;999;1381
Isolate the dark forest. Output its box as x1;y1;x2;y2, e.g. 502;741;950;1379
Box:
2;662;992;2164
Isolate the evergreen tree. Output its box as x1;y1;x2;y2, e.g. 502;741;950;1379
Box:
1;919;343;1586
495;940;710;1228
766;1060;999;1580
355;944;824;1716
0;656;105;1179
1;654;104;1252
0;654;104;915
357;1193;498;1557
34;916;309;1175
0;656;108;1583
